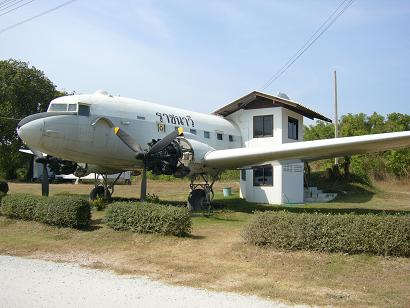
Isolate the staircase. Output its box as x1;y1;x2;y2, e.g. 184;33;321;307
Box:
304;187;338;203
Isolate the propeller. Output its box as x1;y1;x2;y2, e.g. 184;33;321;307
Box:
114;127;184;201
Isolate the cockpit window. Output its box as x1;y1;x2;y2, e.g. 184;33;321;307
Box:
49;103;68;112
78;104;90;116
68;104;77;112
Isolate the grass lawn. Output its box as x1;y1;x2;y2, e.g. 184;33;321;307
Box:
0;178;409;307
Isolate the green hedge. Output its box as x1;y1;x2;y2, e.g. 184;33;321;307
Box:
0;193;91;228
242;211;410;257
105;202;191;236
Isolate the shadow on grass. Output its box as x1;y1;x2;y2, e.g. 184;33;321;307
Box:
307;173;376;204
213;198;409;216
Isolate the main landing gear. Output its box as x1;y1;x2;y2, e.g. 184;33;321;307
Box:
187;174;218;213
89;173;123;201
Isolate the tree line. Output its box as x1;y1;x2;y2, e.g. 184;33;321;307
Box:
304;113;410;179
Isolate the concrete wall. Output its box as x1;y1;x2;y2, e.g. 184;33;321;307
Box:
232;107;304;205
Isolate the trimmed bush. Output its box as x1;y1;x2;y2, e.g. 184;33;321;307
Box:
242;211;410;257
105;202;191;236
0;193;41;220
0;194;91;228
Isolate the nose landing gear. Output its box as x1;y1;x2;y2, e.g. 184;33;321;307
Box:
89;172;123;202
187;174;218;214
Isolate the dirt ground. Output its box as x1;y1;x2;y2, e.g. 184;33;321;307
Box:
1;181;409;307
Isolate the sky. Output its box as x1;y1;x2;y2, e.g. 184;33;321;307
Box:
0;0;409;124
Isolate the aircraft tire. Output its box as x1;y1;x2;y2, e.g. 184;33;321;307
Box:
187;189;207;211
0;180;9;194
89;185;110;201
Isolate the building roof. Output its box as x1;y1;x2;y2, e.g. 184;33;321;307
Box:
213;91;332;122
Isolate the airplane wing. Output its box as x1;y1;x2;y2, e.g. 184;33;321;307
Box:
203;131;410;169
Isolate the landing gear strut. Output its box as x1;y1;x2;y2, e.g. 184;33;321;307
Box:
89;173;123;201
187;174;218;213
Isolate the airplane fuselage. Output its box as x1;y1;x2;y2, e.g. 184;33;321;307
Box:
18;91;242;173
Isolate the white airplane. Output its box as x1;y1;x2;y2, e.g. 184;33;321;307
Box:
17;90;410;209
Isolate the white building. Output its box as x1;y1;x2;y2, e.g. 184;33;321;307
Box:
214;91;331;204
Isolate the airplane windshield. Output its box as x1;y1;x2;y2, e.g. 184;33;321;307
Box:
48;103;78;112
49;103;68;112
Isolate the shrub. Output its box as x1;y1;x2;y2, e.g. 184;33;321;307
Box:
105;202;191;236
0;194;91;228
242;211;410;257
90;196;107;211
34;196;91;228
0;193;41;220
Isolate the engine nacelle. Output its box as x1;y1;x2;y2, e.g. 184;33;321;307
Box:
176;134;216;175
144;133;215;178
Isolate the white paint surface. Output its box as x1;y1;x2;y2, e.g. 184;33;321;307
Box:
0;255;307;308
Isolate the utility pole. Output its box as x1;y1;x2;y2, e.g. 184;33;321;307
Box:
334;70;339;165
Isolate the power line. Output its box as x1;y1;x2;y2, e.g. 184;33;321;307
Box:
0;0;20;10
0;0;77;35
0;0;36;17
0;0;25;11
260;0;356;90
260;0;350;90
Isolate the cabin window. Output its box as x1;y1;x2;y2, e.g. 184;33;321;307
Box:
204;131;210;139
253;165;273;186
68;104;77;112
229;135;234;142
78;104;90;116
241;169;246;181
217;133;223;140
253;115;273;138
49;103;67;112
288;117;298;140
190;129;197;135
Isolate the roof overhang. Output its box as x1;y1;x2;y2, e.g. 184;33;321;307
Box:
213;91;332;122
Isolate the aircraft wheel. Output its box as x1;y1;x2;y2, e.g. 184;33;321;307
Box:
89;185;110;201
0;180;9;194
187;189;208;211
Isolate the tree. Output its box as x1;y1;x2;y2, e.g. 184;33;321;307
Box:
304;112;410;179
0;59;63;179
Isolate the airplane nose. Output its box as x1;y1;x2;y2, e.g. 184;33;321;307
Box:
17;118;44;148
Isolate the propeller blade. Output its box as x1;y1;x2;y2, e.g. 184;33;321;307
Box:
148;127;183;155
113;127;143;153
140;163;147;202
41;161;49;197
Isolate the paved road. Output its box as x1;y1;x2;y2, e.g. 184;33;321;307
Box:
0;255;307;308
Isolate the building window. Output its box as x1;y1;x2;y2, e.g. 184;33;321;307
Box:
78;104;90;116
288;117;298;140
190;129;197;135
229;135;234;142
217;133;223;140
204;131;210;139
253;115;273;138
241;169;246;181
253;165;273;186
